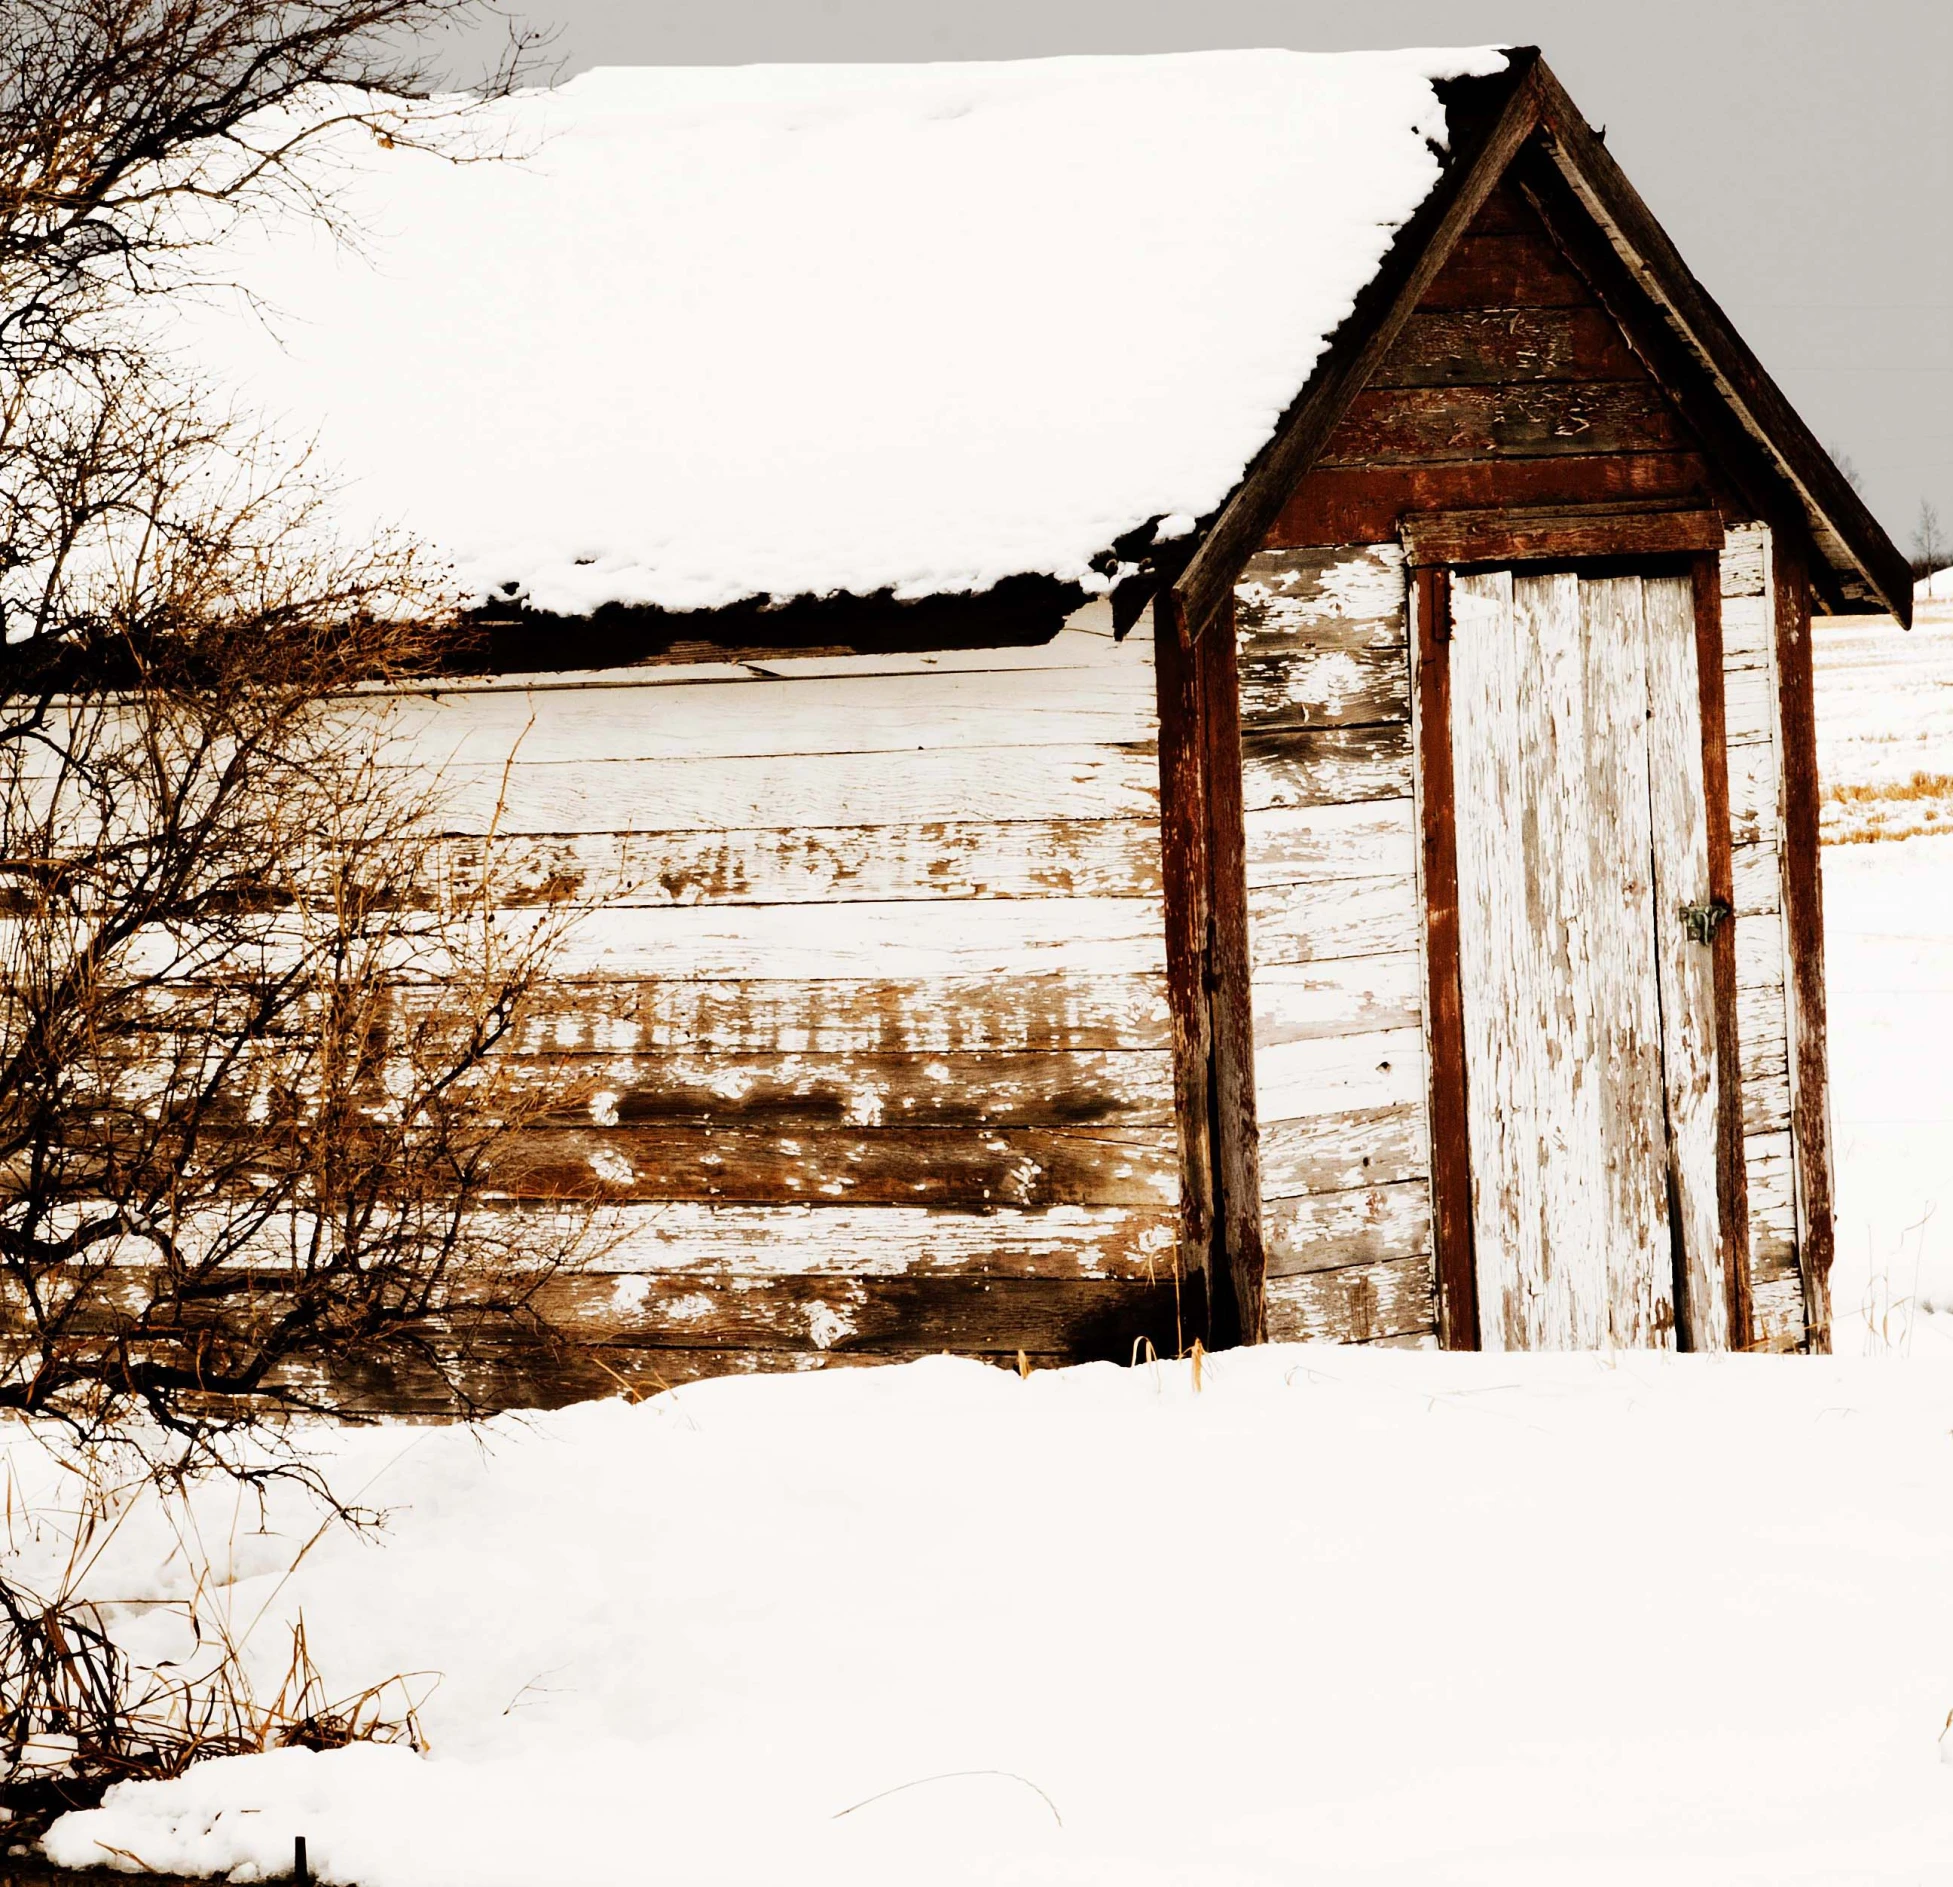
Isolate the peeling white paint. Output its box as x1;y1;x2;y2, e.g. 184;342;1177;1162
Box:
806;1301;855;1350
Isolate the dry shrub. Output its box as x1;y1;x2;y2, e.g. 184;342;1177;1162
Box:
0;1455;434;1843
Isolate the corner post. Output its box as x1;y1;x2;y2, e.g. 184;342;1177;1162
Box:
1412;564;1481;1349
1772;541;1836;1350
1154;594;1218;1342
1197;597;1265;1344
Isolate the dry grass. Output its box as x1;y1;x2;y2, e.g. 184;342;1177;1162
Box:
0;1459;433;1843
1822;772;1953;845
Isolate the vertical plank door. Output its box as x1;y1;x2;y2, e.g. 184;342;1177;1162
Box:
1447;567;1721;1349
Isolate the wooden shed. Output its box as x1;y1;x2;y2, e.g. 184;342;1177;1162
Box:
201;46;1910;1395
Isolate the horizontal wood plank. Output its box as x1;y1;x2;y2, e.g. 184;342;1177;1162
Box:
494;1124;1181;1207
534;895;1167;981
1319;382;1688;467
416;743;1161;834
1248;874;1421;966
1719;534;1771;600
503;972;1172;1055
1415;231;1597;309
505;972;1173;1055
1243;800;1416;888
371;660;1158;766
1238;641;1410;731
264;1272;1195;1413
450;820;1163;908
1736;984;1790;1079
1264;1179;1433;1277
1732;841;1782;919
1728;743;1783;844
1744;1132;1799;1278
1251;954;1425;1047
1259;1102;1428;1199
1254;1026;1427;1126
1748;1274;1807;1353
1234;544;1408;644
1240;724;1413;812
1736;921;1787;996
1720;591;1773;668
531;1269;1191;1356
1742;1066;1792;1138
1262;1254;1437;1343
498;1048;1176;1130
1265;454;1716;551
1723;664;1777;747
1401;504;1723;568
1372;306;1643;387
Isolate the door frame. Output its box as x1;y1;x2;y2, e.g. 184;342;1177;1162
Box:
1406;505;1754;1351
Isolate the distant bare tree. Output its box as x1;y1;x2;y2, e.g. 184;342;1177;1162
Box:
1827;443;1865;496
1913;499;1950;579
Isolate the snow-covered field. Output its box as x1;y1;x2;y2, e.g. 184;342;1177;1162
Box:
22;1351;1953;1886
9;599;1953;1886
1820;597;1953;1350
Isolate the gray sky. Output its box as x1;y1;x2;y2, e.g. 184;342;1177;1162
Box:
462;1;1953;554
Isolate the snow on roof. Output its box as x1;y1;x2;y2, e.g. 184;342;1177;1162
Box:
179;49;1509;616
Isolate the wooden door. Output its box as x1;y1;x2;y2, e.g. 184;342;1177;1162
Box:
1446;567;1729;1350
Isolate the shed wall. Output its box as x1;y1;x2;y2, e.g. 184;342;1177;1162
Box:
1231;546;1432;1345
357;613;1189;1407
1232;531;1809;1348
1236;174;1815;1348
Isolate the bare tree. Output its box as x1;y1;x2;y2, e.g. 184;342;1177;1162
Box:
0;1;592;1467
1913;498;1949;579
1827;443;1865;497
0;4;602;1835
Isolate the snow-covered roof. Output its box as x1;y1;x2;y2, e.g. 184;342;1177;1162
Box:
178;49;1509;616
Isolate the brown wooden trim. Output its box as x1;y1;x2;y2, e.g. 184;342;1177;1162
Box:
1403;503;1723;569
1268;454;1717;552
1688;555;1754;1349
1171;57;1548;641
1525;64;1912;622
1198;598;1266;1342
1505;148;1847;617
1153;593;1216;1342
1413;566;1479;1348
1773;542;1837;1351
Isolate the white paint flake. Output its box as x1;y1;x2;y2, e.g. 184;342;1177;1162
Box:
805;1301;856;1350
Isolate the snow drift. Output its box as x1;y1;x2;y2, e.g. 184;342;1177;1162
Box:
22;1343;1953;1886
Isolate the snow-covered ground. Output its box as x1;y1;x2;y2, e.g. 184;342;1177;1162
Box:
22;1351;1953;1886
9;599;1953;1885
1819;597;1953;1350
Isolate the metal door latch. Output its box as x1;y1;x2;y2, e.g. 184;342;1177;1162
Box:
1680;898;1732;945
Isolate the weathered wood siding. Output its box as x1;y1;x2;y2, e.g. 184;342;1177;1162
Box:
1268;180;1729;549
1244;168;1817;1351
1721;525;1807;1347
359;613;1187;1407
1232;545;1436;1347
